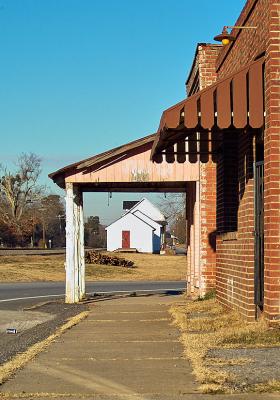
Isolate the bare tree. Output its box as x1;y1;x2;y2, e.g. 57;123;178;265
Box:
0;153;44;243
157;193;185;224
37;194;65;247
157;193;186;244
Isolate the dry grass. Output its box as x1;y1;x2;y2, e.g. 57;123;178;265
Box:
0;253;186;282
0;311;89;385
0;393;94;398
169;298;280;394
253;380;280;392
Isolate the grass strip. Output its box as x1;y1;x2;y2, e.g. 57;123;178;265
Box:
0;253;187;282
169;298;280;393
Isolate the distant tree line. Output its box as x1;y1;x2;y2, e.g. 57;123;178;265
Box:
0;152;107;249
84;216;106;249
0;153;65;248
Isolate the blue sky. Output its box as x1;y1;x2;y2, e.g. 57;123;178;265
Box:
0;0;245;223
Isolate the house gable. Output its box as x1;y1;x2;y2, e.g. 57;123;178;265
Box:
128;198;166;223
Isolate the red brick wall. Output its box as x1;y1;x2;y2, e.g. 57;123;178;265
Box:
216;0;269;77
186;44;221;95
216;131;256;320
215;0;280;321
263;0;280;323
198;45;221;91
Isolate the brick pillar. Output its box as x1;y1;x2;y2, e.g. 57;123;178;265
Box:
185;44;220;296
194;181;201;289
200;160;217;294
186;182;199;295
263;1;280;322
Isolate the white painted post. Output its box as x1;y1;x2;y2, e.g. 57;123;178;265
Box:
65;183;85;303
77;189;85;300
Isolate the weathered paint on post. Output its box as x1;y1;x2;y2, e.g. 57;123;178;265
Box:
65;183;85;303
77;188;85;300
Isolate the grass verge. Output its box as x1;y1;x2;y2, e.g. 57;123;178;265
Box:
0;253;186;282
169;298;280;393
0;311;89;385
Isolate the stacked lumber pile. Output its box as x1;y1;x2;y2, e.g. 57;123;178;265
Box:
85;250;134;268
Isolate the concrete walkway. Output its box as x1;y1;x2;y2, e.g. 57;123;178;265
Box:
1;295;280;400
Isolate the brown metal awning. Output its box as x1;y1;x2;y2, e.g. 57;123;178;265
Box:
152;57;265;157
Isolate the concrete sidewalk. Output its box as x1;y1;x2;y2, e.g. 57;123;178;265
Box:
1;295;280;400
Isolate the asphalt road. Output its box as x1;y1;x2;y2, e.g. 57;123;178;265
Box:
0;281;186;310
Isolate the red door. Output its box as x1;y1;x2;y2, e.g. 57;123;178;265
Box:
122;231;130;248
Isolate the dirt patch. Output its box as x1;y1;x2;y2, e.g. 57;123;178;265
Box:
208;347;280;390
0;309;54;334
0;301;88;367
0;253;187;282
169;297;280;394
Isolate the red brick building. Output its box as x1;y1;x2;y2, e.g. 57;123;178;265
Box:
152;0;280;322
51;0;280;323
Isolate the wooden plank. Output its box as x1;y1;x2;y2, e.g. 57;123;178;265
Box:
65;146;200;183
249;59;264;128
200;87;215;129
217;79;231;129
233;68;248;128
184;96;198;129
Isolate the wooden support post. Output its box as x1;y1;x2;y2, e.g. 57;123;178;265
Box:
65;183;85;303
78;189;85;300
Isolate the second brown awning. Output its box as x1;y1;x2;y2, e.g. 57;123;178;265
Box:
153;56;264;157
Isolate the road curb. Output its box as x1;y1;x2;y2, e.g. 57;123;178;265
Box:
0;311;89;385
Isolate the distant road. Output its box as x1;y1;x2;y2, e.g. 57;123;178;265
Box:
0;281;186;310
0;249;66;256
1;248;187;256
0;248;106;256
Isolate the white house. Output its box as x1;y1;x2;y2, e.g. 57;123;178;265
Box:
106;198;166;253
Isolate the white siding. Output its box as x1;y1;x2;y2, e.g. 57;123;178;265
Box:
106;213;154;253
133;210;162;252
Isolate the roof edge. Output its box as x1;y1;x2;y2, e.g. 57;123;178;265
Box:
49;133;156;184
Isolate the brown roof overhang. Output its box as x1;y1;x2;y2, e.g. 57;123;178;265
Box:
151;56;265;158
49;133;156;187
